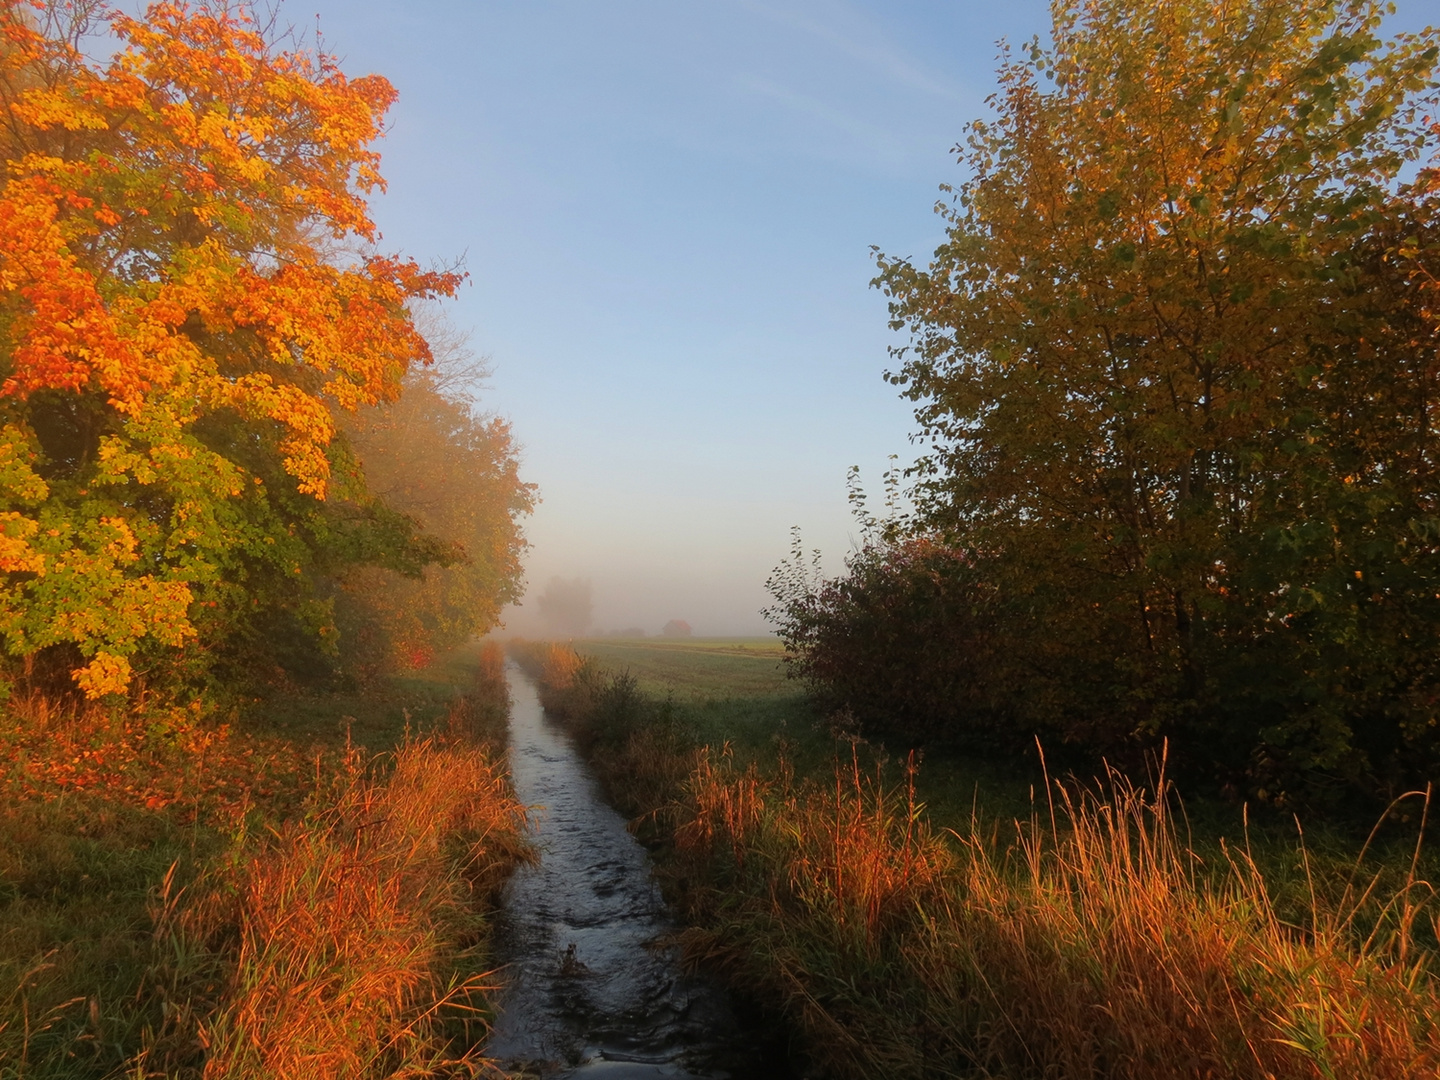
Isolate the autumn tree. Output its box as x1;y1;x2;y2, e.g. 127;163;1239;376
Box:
0;1;471;698
335;318;533;678
863;0;1440;795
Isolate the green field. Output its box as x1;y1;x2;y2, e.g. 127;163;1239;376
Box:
573;637;791;700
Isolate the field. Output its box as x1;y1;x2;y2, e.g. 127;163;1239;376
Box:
573;637;791;699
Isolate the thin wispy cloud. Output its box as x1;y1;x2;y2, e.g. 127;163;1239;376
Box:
737;0;966;103
735;72;917;166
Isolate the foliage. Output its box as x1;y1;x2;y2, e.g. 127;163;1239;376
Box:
863;0;1440;797
766;529;1011;748
0;0;466;699
336;325;533;679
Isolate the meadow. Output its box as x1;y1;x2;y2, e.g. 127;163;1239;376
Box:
0;642;526;1079
522;637;1440;1080
572;637;789;698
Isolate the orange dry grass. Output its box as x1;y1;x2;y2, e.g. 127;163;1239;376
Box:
538;643;582;692
928;774;1440;1079
506;639;589;717
201;735;528;1080
680;745;950;952
476;640;507;690
505;637;582;690
675;747;1440;1079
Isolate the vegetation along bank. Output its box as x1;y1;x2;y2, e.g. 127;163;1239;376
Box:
513;637;1439;1080
0;3;535;1076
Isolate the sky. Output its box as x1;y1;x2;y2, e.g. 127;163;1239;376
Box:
304;0;1433;637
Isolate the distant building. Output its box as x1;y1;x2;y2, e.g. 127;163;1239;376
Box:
661;619;692;638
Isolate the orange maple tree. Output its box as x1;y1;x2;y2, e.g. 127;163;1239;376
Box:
0;1;461;696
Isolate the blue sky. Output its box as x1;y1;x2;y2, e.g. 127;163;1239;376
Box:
309;0;1434;636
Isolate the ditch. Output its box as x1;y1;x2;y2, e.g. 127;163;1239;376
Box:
486;662;793;1079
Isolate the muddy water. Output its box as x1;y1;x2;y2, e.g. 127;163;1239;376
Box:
486;663;790;1079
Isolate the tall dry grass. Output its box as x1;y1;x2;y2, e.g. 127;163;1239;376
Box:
1;642;526;1078
507;638;584;716
517;642;1440;1080
941;776;1437;1078
199;735;528;1076
675;748;1440;1079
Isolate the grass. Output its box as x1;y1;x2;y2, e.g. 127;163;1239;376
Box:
0;641;525;1079
201;728;527;1077
510;638;1440;1080
576;636;1046;821
573;636;790;702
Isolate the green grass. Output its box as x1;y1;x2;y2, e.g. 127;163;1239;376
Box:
574;637;790;701
243;637;496;754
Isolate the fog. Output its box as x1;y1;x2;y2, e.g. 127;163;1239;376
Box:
498;478;880;638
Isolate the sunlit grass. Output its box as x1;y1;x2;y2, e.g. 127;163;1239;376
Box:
0;642;523;1078
202;732;527;1078
513;639;1440;1080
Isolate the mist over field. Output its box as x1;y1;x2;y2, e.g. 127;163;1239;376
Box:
503;557;786;639
502;544;793;638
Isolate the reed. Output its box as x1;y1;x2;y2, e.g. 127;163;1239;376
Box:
200;729;529;1079
520;641;1440;1080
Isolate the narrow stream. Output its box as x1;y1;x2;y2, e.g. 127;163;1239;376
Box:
486;663;791;1079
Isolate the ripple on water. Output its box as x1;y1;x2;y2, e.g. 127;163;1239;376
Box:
486;663;791;1079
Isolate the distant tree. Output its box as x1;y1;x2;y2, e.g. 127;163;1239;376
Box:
860;0;1440;797
661;619;692;638
333;316;534;677
536;577;592;638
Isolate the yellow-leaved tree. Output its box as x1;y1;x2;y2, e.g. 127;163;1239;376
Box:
845;0;1440;797
0;1;528;699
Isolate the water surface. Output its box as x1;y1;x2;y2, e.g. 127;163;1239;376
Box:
487;663;788;1078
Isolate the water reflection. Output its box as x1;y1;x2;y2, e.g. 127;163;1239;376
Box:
487;662;788;1079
